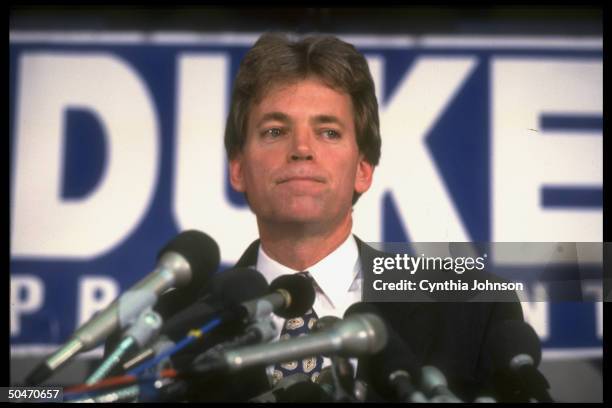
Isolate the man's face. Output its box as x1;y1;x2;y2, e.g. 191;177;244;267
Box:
229;77;373;228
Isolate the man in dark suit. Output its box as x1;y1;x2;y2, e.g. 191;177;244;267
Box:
165;32;525;402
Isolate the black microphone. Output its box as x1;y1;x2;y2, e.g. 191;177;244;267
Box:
238;273;316;320
160;267;269;340
486;320;553;402
192;313;388;375
26;230;220;385
344;302;428;403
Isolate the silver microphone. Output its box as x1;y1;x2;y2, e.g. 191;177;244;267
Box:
26;230;220;385
195;313;388;374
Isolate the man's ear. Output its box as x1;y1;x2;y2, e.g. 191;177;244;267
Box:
354;156;374;194
229;154;246;192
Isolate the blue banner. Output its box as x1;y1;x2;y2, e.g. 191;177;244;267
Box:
9;32;602;359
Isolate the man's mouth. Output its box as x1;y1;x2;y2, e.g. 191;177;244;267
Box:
276;175;326;184
278;176;325;184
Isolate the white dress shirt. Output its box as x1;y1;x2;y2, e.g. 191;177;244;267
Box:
255;233;363;381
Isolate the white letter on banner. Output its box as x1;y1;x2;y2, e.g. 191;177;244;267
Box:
518;285;550;340
492;59;602;243
354;57;477;241
78;276;119;328
10;275;44;336
173;54;259;264
11;53;159;259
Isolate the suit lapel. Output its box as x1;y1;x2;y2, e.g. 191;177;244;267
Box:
235;239;260;268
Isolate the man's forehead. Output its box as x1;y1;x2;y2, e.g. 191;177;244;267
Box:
254;76;347;104
249;78;354;120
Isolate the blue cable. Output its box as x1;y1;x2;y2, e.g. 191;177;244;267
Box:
127;317;223;377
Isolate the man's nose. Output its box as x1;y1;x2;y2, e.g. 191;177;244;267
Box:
288;128;314;161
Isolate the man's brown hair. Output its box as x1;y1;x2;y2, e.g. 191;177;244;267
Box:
224;32;381;181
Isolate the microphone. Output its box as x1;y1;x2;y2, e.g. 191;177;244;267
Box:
238;273;316;320
420;365;462;402
192;313;388;375
344;302;427;403
26;230;220;385
486;320;553;402
160;267;270;339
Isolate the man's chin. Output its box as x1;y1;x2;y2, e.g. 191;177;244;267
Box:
265;205;329;225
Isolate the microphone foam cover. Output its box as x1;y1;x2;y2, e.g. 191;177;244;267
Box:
158;230;220;290
487;320;542;370
160;268;268;337
269;274;316;318
210;267;269;305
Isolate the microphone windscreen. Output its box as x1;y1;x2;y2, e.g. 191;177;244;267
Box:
157;230;221;289
161;268;268;338
269;274;315;318
209;267;269;304
486;320;542;370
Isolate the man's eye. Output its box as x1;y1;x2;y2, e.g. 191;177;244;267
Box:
321;129;341;139
261;128;284;139
263;128;284;138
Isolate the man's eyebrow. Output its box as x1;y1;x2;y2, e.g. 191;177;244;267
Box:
256;112;291;127
310;115;346;128
255;112;346;128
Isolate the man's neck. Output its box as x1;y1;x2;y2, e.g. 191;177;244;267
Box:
257;216;353;271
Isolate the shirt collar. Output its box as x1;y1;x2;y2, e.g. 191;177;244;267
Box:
256;234;361;307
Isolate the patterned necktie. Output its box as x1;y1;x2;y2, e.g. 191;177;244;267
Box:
271;271;324;385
